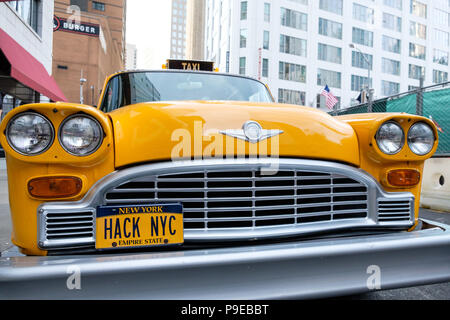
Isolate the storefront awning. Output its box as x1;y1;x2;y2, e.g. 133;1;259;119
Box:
0;28;67;102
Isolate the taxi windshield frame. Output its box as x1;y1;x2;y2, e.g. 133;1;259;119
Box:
99;70;274;112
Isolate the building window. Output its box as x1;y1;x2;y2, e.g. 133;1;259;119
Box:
434;9;450;27
433;70;449;83
263;31;270;50
262;58;269;78
240;29;247;48
352;27;374;47
352;51;373;70
264;3;270;22
410;21;427;40
240;1;247;20
318;18;342;39
92;1;105;11
382;80;400;96
382;35;401;54
383;13;402;32
279;61;306;83
278;89;306;105
434;29;450;48
318;43;342;64
319;0;343;15
280;7;308;31
353;3;374;24
9;0;41;33
280;34;307;57
239;57;246;75
70;0;88;12
351;75;372;92
409;64;425;80
384;0;402;10
317;69;341;89
410;0;427;18
409;43;426;60
382;58;401;76
433;49;449;66
287;0;308;5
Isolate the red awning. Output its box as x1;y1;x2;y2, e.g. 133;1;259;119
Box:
0;28;67;102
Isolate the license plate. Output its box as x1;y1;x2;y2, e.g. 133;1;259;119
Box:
95;203;183;250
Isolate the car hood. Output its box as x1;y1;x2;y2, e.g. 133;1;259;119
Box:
108;101;360;168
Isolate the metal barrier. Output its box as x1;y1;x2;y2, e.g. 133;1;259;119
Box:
330;81;450;157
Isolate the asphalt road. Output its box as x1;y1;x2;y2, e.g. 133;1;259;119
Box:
0;159;448;300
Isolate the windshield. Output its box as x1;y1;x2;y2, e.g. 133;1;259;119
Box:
100;71;273;112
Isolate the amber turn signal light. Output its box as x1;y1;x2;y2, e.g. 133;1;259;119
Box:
387;170;421;187
28;176;82;199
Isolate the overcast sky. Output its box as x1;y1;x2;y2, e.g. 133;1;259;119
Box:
126;0;172;69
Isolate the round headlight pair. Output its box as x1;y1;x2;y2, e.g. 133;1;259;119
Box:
376;121;435;156
6;113;103;156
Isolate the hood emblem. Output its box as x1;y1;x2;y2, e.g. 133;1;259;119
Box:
220;121;284;143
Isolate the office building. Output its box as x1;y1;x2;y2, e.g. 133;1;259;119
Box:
205;0;450;110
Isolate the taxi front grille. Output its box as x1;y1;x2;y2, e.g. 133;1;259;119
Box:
38;159;415;249
104;170;370;230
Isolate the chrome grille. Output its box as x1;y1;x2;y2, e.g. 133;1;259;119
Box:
38;158;416;250
104;169;369;230
378;199;413;223
44;211;94;241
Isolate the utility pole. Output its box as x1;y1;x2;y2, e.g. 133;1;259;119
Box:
80;69;87;104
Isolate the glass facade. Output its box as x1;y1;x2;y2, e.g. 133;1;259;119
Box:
280;8;308;31
409;64;425;80
278;88;306;105
382;80;400;96
318;43;342;64
382;58;401;76
353;3;374;24
409;43;426;60
433;70;449;83
8;0;40;33
319;0;343;15
317;69;341;88
280;35;307;57
382;35;401;54
279;62;306;83
352;27;374;47
318;18;342;39
352;51;373;70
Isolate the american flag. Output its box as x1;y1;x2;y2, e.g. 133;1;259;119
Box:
321;85;339;110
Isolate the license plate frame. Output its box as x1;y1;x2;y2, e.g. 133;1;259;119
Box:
95;203;183;251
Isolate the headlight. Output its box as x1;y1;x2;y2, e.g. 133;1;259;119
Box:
408;122;435;155
59;114;103;156
6;112;54;155
375;121;405;155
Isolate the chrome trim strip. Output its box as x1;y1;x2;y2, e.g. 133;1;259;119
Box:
37;158;415;250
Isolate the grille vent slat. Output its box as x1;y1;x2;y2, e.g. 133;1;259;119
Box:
102;170;371;230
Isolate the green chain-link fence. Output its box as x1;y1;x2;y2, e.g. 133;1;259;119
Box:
330;82;450;156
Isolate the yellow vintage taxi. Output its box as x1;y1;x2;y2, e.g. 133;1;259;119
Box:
0;60;440;256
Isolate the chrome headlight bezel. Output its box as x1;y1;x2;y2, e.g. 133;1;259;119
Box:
58;114;104;157
375;120;405;155
407;122;435;156
5;112;55;156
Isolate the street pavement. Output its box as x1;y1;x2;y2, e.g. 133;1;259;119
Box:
0;159;448;299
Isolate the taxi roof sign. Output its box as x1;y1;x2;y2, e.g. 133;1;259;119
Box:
166;59;215;72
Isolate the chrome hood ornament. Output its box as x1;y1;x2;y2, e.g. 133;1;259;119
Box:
220;121;284;143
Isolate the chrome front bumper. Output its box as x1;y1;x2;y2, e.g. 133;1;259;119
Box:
1;219;450;299
37;158;416;251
